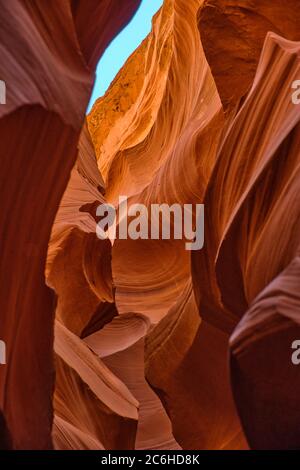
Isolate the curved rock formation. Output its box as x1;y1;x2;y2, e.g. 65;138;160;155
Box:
1;0;300;451
198;0;300;111
0;0;141;450
88;0;243;450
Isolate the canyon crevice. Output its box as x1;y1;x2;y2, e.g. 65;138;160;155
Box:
1;0;300;450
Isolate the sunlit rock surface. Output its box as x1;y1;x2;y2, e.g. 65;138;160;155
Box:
1;0;300;450
0;0;141;449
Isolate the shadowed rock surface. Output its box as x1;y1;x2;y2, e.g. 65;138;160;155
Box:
0;0;141;450
1;0;300;450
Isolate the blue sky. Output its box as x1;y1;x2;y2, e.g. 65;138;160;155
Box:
87;0;163;112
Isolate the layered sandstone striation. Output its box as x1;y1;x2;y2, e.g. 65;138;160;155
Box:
1;0;300;450
0;0;141;449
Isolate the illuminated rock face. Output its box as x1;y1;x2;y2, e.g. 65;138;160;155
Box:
1;0;300;450
0;0;141;450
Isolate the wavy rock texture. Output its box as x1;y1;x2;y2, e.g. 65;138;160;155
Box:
2;0;300;451
198;0;300;111
88;0;244;450
194;1;300;449
87;0;300;450
0;0;141;450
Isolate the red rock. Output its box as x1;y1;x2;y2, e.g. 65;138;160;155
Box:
2;0;300;451
0;0;141;450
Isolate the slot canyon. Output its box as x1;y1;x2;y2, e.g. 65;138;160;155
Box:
0;0;300;451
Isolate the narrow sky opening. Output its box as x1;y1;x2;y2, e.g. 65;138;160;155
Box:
87;0;163;113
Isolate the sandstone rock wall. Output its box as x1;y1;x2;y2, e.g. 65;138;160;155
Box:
1;0;300;450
